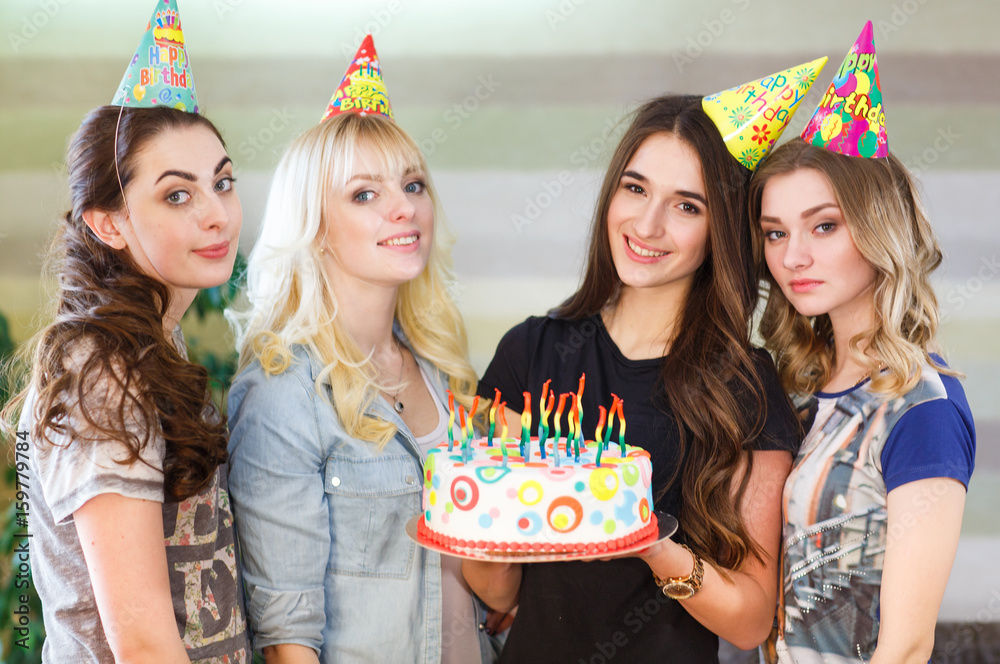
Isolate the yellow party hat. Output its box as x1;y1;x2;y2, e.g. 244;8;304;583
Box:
702;57;827;170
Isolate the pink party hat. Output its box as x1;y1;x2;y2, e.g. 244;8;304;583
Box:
702;57;828;171
111;0;199;113
800;21;887;158
321;34;394;123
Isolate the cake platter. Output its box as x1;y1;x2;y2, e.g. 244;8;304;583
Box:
406;512;678;563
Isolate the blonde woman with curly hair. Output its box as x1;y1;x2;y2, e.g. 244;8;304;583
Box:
226;105;491;662
750;137;976;663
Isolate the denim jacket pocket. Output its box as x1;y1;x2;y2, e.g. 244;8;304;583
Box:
323;452;421;579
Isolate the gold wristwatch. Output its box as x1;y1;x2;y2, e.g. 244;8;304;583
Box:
653;543;704;600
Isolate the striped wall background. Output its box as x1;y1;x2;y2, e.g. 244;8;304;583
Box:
2;0;998;630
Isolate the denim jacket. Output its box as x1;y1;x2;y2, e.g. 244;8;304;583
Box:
227;334;495;664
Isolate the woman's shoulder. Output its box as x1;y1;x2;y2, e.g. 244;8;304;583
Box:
503;314;554;337
230;344;318;405
905;355;973;422
500;314;599;346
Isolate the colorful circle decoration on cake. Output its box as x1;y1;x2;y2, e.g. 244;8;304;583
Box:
622;464;640;486
547;496;584;534
450;477;479;511
417;377;660;555
424;451;436;488
589;468;619;501
517;480;544;506
800;21;888;159
476;466;510;483
516;512;543;536
639;498;651;523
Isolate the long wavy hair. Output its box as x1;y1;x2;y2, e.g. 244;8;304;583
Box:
229;113;477;448
749;139;955;398
554;95;769;570
1;106;230;502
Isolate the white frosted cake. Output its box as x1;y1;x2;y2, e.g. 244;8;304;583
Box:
418;436;657;555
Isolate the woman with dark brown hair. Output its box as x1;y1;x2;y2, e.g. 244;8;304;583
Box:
2;4;250;659
463;94;800;662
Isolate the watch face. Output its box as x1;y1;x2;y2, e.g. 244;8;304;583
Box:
663;582;695;600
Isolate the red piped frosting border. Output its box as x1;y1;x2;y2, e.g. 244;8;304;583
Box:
417;514;659;555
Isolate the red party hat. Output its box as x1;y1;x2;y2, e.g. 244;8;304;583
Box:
320;34;394;123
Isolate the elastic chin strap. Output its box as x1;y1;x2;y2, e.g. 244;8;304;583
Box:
112;103;132;223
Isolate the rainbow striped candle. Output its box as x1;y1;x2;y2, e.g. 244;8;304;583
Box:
595;405;607;467
446;390;455;451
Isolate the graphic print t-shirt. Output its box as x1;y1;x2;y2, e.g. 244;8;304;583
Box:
23;330;249;663
771;361;975;664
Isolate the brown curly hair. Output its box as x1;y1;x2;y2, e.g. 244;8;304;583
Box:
3;105;229;501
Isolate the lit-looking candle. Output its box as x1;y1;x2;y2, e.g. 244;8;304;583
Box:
611;395;627;455
553;393;567;468
465;396;479;463
446;390;456;451
538;386;554;460
595;405;607;467
487;388;500;447
619;402;627;455
603;396;617;450
468;396;479;433
458;405;467;460
520;392;531;460
566;394;577;457
498;403;509;469
575;374;586;462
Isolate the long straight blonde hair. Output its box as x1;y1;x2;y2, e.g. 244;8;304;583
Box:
229;113;477;447
749;139;956;399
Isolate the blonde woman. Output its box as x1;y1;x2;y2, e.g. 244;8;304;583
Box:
750;138;975;663
226;111;492;663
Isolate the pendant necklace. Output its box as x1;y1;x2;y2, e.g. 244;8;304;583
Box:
391;337;405;414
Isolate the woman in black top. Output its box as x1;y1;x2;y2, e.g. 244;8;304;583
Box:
464;95;800;663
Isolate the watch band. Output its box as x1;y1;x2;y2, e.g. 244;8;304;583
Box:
653;543;705;600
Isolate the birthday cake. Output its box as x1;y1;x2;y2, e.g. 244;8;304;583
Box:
418;438;657;555
417;380;659;555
